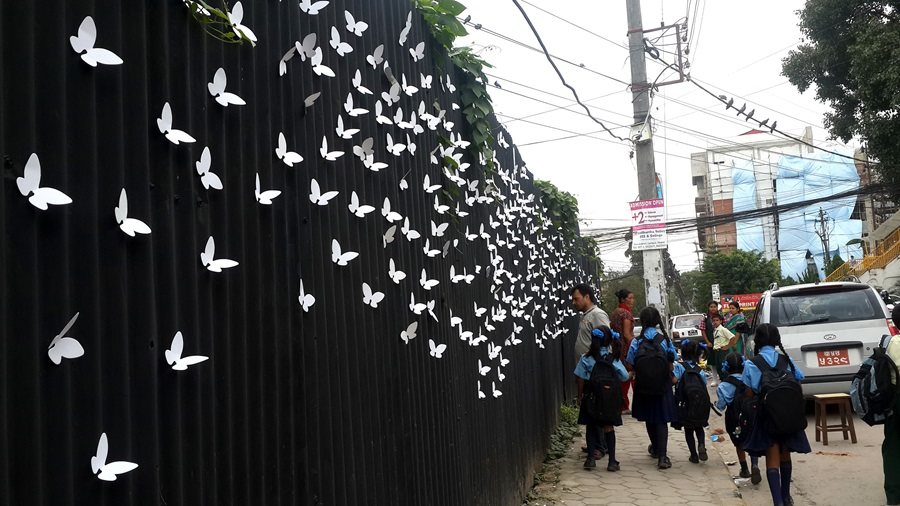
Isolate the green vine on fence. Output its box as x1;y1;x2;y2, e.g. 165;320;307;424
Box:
534;180;604;278
187;0;256;46
414;0;496;174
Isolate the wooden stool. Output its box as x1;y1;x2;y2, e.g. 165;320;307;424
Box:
813;393;858;446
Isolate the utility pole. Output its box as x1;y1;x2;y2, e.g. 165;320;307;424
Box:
814;207;832;267
626;0;668;325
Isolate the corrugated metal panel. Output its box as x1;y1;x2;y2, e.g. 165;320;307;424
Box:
0;1;590;504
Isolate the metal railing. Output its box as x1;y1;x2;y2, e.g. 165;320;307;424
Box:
825;227;900;281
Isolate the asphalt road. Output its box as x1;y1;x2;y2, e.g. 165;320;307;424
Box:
709;402;887;506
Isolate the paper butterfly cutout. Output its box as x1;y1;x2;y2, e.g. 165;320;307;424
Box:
433;195;449;214
157;103;196;145
114;188;151;236
311;47;335;77
299;0;329;15
423;174;440;193
165;331;208;370
200;236;239;272
492;382;502;398
420;267;439;290
70;16;123;67
345;11;368;36
195;147;223;190
382;197;402;223
478;381;486;399
208;68;245;106
388;258;406;284
367;44;384;68
375;101;393;125
320;136;344;161
478;359;491;376
278;46;296;76
296;34;317;62
400;322;417;344
335;115;359;139
352;69;372;95
383;225;397;248
422;239;440;258
47;312;84;365
401;217;420;240
353;137;374;161
409;42;425;62
275;132;303;167
331;239;358;266
298;280;316;312
386;133;406;156
329;26;353;56
344;93;368;117
362;283;384;308
255;174;281;205
228;2;257;44
429;339;447;359
348;191;375;218
305;92;321;108
309;178;338;205
91;433;138;481
409;293;426;315
420;73;433;89
16;153;72;210
399;11;412;46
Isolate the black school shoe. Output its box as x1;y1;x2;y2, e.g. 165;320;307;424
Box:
648;444;658;459
688;454;700;464
739;468;751;478
783;497;794;506
658;456;672;469
607;460;620;472
698;446;708;461
583;457;596;470
751;466;762;484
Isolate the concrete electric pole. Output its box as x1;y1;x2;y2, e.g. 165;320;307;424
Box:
626;0;668;325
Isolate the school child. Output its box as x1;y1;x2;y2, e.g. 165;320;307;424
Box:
708;313;735;386
672;340;710;464
574;325;630;471
742;324;811;506
626;307;678;469
716;352;761;484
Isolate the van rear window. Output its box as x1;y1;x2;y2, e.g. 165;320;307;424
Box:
771;288;881;326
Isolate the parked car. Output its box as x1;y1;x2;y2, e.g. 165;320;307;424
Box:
747;281;899;396
670;314;705;346
633;317;642;337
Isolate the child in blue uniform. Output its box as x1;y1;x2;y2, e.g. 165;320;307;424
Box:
672;340;709;463
716;352;761;484
575;325;631;471
626;307;678;469
741;324;811;506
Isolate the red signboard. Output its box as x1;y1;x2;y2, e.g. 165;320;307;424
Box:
722;293;762;311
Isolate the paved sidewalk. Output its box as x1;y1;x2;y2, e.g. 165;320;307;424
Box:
546;417;746;506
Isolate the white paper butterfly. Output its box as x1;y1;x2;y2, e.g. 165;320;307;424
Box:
367;44;384;69
296;33;317;61
422;239;440;258
382;83;401;106
309;178;338;206
430;220;449;237
474;301;487;318
157;103;196;145
362;282;385;308
409;293;427;315
388;258;406;284
299;0;329;15
409;42;425;62
16;153;72;210
228;2;257;44
91;433;138;481
305;92;322;108
298;280;316;312
69;16;123;67
374;101;393;125
195;147;223;190
488;342;503;360
319;136;344;161
335;115;359;139
275;132;303;167
478;359;491;376
420;73;433;89
351;69;372;95
382;197;403;223
399;12;412;46
420;268;439;290
401;217;420;240
329;26;353;56
386;133;406;156
400;322;417;344
344;93;369;117
478;381;486;399
429;339;447;359
348;191;375;218
433;195;449;214
492;381;502;398
47;312;84;365
278;46;296;76
331;239;359;266
399;178;409;191
422;174;441;193
362;156;389;172
165;331;208;370
310;47;335;77
345;11;368;36
353;137;374;161
383;225;397;248
200;236;239;272
207;68;246;106
255;173;281;205
401;74;419;96
114;188;151;236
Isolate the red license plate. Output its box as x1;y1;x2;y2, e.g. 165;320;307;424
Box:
817;349;850;367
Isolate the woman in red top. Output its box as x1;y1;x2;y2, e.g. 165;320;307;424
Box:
610;288;636;413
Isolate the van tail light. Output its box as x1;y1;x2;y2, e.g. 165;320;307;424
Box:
673;331;680;338
887;319;900;337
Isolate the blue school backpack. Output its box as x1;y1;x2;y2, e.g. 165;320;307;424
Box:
722;376;756;444
851;334;899;426
585;354;623;425
675;362;710;427
751;354;807;436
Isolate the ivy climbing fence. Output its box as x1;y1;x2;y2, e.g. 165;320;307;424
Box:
0;1;592;504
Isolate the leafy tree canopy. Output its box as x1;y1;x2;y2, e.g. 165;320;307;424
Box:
782;0;900;189
702;250;783;295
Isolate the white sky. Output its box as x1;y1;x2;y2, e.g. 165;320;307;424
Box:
457;0;841;273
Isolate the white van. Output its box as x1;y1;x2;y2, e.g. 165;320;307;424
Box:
748;281;898;396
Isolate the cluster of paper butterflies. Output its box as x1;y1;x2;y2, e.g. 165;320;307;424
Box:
17;0;590;483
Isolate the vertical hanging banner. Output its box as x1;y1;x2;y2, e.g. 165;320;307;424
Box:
630;198;667;250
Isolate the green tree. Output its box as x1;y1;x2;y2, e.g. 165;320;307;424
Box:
782;0;900;190
825;253;845;277
702;250;782;295
679;270;717;313
599;271;646;315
